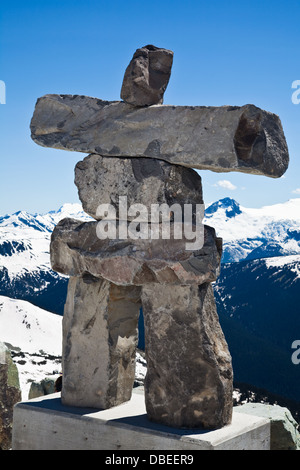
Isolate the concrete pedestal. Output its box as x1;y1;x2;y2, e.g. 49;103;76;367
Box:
12;387;270;450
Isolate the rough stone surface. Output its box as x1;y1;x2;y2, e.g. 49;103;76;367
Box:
0;342;22;450
235;403;300;450
121;44;173;107
30;94;289;178
28;376;57;400
50;218;222;286
141;283;233;429
75;154;203;221
62;276;141;408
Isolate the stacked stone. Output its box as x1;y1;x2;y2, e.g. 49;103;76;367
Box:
30;45;289;430
50;155;231;429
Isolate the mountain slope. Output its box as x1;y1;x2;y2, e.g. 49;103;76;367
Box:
214;255;300;401
204;198;300;263
0;295;62;355
0;295;62;399
0;203;90;314
215;255;300;349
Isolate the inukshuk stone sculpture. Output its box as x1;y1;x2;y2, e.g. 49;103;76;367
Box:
30;45;289;429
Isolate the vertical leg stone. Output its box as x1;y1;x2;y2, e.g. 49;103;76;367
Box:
62;274;141;408
141;283;233;429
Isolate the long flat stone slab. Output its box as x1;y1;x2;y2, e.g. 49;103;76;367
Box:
12;388;270;450
30;94;289;178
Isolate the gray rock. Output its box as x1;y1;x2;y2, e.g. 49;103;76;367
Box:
62;276;141;408
141;283;233;429
50;218;222;286
28;376;57;399
30;94;289;178
235;403;300;450
75;154;203;221
120;44;173;107
0;342;21;450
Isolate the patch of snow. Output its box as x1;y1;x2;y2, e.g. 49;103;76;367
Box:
265;254;300;269
0;295;62;356
0;295;63;400
265;254;300;281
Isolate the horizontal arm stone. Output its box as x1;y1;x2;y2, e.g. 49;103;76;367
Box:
30;94;289;177
50;218;222;286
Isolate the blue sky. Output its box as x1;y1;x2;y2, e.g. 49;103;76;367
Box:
1;0;300;214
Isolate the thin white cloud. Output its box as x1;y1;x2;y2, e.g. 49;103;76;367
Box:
214;180;237;190
292;188;300;194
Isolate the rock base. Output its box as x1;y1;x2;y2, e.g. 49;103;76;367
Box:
12;389;270;450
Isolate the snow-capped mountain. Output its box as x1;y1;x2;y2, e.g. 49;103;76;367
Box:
204;197;300;263
204;198;300;401
0;203;90;278
0;203;91;313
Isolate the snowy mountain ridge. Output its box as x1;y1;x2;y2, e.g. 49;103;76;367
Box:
204;197;300;263
0;197;300;302
1;197;300;277
0;203;91;279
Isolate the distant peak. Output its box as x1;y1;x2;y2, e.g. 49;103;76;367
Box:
205;198;242;218
13;210;28;216
56;203;83;213
45;203;92;223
